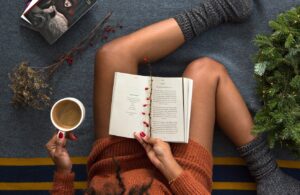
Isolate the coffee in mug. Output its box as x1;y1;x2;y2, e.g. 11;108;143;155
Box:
50;97;85;131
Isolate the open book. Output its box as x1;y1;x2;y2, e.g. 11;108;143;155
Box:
21;0;97;44
109;72;193;143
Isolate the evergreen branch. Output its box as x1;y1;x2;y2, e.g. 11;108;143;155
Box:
253;6;300;156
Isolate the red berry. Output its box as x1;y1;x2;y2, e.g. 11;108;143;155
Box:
143;57;149;63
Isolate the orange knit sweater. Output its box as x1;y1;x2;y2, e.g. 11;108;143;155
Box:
52;137;213;194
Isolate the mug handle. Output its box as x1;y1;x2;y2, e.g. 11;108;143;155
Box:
57;130;66;139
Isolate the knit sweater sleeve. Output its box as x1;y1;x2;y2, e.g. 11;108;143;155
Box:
51;171;75;195
170;170;210;195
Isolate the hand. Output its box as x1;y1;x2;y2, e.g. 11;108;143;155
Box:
134;132;183;182
45;131;77;174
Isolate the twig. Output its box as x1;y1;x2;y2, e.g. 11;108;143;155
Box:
8;12;121;110
47;12;113;78
147;59;153;137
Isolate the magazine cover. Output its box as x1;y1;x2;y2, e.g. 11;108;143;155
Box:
22;0;97;44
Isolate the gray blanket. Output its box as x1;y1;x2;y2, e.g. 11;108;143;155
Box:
0;0;299;159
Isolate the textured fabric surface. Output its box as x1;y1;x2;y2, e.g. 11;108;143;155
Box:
237;135;277;180
237;135;300;195
0;0;300;159
52;172;75;194
174;0;253;40
52;136;212;194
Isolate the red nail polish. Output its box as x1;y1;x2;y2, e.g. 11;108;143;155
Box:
143;104;147;107
140;132;146;137
146;97;150;100
58;132;64;139
145;87;149;90
142;112;146;115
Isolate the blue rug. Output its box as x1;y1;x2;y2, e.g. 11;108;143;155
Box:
0;0;299;194
0;157;299;194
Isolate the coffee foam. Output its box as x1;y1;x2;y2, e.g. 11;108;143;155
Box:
52;100;82;129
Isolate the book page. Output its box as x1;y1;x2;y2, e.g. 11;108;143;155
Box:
21;0;39;24
183;78;193;143
150;77;185;142
109;72;149;138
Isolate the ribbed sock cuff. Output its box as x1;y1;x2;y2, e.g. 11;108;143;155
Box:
237;134;266;156
237;134;278;180
173;13;195;41
173;0;253;41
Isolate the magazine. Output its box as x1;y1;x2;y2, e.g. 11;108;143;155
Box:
21;0;97;44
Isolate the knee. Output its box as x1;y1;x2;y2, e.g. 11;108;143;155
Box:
95;42;114;71
183;57;228;82
95;37;132;70
96;41;122;62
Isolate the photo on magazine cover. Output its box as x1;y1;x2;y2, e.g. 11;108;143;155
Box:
25;0;96;44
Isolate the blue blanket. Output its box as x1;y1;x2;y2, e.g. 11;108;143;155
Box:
0;0;299;193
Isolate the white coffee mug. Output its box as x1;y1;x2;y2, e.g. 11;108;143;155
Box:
50;97;85;136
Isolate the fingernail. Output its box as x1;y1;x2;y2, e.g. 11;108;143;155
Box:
140;132;146;137
58;132;64;139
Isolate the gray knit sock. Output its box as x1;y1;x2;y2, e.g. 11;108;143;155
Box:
173;0;253;40
237;135;300;195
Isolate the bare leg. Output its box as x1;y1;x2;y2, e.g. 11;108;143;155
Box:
214;62;255;147
182;58;255;153
94;20;254;152
94;19;185;139
184;58;300;195
181;58;218;153
93;11;300;195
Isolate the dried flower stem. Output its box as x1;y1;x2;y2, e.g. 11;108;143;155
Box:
147;60;153;137
41;12;113;78
9;12;121;110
